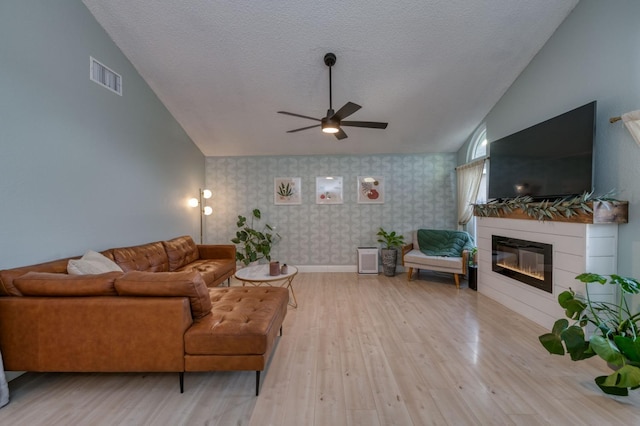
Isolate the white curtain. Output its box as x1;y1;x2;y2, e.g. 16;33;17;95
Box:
456;159;485;230
622;110;640;147
0;350;8;408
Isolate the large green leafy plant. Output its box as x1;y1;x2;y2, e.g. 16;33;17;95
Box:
376;228;405;249
231;208;280;266
539;273;640;396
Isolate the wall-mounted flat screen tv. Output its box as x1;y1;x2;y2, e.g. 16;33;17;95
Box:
488;101;596;200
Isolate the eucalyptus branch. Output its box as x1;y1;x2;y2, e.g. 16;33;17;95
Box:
472;190;619;221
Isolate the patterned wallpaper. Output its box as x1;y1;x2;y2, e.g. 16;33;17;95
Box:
205;154;457;266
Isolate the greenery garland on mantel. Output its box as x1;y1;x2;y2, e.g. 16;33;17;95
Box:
472;191;625;222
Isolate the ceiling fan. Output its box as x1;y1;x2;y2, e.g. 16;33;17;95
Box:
278;53;388;140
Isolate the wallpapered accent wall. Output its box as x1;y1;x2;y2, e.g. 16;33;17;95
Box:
205;154;457;266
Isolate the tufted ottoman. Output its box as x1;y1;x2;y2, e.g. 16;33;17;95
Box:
183;286;288;395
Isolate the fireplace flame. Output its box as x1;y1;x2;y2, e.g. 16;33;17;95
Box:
496;261;545;281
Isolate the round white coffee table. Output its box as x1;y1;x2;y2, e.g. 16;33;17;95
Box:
234;264;298;308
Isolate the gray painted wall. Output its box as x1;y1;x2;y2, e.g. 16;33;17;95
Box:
0;0;204;268
457;0;640;277
205;154;457;266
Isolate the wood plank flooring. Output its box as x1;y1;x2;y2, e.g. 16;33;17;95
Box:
2;272;640;425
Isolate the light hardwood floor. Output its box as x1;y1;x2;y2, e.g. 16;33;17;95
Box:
2;272;640;425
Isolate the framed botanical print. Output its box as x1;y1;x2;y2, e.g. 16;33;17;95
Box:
274;177;301;205
357;176;384;204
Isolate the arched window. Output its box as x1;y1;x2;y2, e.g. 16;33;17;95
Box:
468;124;487;162
463;124;488;239
467;124;487;204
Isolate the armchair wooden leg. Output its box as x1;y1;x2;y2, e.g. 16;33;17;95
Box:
407;267;413;281
454;273;460;289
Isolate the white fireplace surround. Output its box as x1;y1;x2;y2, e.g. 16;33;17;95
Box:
476;217;619;329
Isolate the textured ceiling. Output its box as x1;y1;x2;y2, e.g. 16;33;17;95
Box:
82;0;578;157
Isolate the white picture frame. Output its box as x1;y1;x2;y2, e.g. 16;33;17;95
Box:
316;176;343;204
274;177;301;205
357;176;384;204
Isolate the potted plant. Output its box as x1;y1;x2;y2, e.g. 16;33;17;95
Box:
467;247;478;291
376;227;405;277
538;272;640;396
231;208;280;266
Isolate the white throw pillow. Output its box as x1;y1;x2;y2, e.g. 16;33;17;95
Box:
67;250;123;275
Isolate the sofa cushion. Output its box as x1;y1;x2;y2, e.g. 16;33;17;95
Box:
404;250;463;269
67;250;124;275
1;258;76;297
114;271;212;319
163;236;199;271
417;229;475;257
184;287;289;355
112;241;169;273
177;259;235;286
13;271;121;296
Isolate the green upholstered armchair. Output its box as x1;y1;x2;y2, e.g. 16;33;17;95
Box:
401;229;475;289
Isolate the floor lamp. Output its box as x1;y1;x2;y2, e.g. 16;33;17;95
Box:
189;188;212;244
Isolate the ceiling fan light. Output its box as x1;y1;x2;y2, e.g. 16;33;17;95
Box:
322;116;340;133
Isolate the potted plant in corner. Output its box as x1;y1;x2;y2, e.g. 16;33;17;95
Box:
231;208;280;266
538;272;640;396
376;227;405;277
467;247;478;291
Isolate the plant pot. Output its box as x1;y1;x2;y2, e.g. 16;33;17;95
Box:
468;265;477;291
380;248;398;277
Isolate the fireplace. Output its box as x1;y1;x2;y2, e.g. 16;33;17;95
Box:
492;235;552;293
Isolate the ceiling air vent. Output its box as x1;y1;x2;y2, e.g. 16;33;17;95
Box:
90;56;122;96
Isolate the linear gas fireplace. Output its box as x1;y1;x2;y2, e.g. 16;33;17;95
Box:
492;235;552;293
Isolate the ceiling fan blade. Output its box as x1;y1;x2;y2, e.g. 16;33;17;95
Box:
287;124;321;133
334;128;348;140
277;111;322;122
341;120;388;129
332;102;361;121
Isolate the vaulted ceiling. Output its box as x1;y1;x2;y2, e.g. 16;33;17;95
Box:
82;0;578;157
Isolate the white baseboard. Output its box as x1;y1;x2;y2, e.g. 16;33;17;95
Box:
294;265;407;273
296;265;358;273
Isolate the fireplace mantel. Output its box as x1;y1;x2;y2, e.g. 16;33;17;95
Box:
476;217;619;329
474;200;628;224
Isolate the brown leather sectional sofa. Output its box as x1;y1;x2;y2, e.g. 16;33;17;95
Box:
0;236;288;395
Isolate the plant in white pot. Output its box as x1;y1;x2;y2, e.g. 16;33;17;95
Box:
376;227;405;277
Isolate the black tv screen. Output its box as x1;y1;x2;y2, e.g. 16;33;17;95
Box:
488;101;596;200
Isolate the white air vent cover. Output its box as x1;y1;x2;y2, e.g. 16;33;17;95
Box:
90;56;122;95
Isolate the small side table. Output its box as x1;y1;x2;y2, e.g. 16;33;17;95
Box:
234;264;298;308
